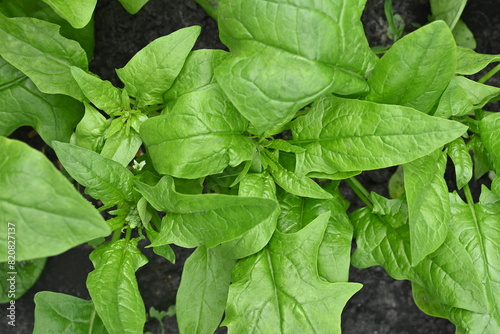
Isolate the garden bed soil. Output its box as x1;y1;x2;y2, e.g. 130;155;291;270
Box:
3;0;500;333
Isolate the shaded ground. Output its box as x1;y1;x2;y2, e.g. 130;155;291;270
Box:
3;0;499;333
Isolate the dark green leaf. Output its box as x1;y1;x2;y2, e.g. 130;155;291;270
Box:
0;258;46;303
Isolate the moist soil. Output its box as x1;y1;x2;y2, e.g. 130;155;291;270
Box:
3;0;500;333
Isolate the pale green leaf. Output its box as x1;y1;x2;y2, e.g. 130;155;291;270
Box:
366;21;456;114
117;0;149;14
403;149;450;265
290;95;467;175
40;0;97;29
73;102;109;152
430;0;467;30
100;127;143;167
453;19;477;49
33;291;107;334
215;0;377;134
0;137;110;261
87;238;148;334
177;246;235;334
479;112;500;172
223;212;361;333
447;137;473;189
141;84;254;179
456;47;500;75
135;176;278;248
116;26;200;106
0;13;88;100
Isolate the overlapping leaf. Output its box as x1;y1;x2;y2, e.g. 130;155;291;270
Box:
40;0;97;29
430;0;467;30
215;0;377;134
479;112;500;171
456;47;500;75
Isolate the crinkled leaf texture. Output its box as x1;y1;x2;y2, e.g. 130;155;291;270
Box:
0;58;84;145
177;246;235;334
215;0;377;134
116;26;200;106
33;291;107;334
351;194;493;328
290;95;467;175
135;176;278;248
0;13;88;100
413;189;500;333
141;84;254;179
40;0;97;29
0;137;110;261
53;142;135;207
223;212;361;333
87;238;148;334
366;21;456;114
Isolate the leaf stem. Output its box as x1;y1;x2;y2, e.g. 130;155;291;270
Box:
463;183;476;206
478;63;500;84
346;177;374;210
111;229;121;242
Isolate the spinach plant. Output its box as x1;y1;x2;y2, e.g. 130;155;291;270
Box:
1;0;500;333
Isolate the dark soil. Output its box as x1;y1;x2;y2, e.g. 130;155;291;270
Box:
3;0;499;333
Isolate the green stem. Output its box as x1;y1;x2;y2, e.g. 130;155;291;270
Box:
111;228;121;242
346;177;374;210
124;226;132;242
463;183;476;206
478;63;500;84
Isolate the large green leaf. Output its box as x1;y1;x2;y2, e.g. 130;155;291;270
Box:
0;258;46;303
290;95;467;175
33;291;107;334
116;26;200;106
0;58;84;145
430;0;467;30
223;212;361;333
351;196;487;314
40;0;97;29
403;149;450;265
135;176;278;248
215;0;377;134
0;13;88;100
366;21;456;114
177;246;235;334
479;112;500;172
87;238;148;334
0;137;110;261
141;84;254;179
53;142;135;207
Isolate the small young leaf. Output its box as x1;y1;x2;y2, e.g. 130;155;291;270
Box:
53;141;135;206
100;127;143;167
403;149;450;265
388;165;405;198
117;0;149;14
290;95;467;175
452;19;477;49
0;137;110;262
447;137;473;189
223;212;361;333
456;47;500;75
116;26;201;106
430;0;467;30
177;246;235;334
73;102;109;152
135;176;278;248
0;13;88;100
33;291;106;334
40;0;97;29
366;21;456;114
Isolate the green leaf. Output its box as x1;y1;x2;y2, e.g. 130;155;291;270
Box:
193;0;220;19
53;141;135;207
403;149;450;265
430;0;467;30
219;172;279;259
71;67;123;115
366;21;456;114
456;47;500;75
262;139;306;154
0;58;84;145
277;184;353;283
0;13;88;100
447;137;473;189
87;238;148;334
100;125;143;167
290;95;467;175
215;0;376;134
141;84;255;179
434;76;500;118
73;102;109;152
177;246;235;334
0;137;110;261
33;291;107;334
388;165;405;198
135;176;278;248
350;198;487;313
163;49;228;104
116;26;201;106
40;0;97;29
223;212;361;333
479;112;500;172
452;19;477;49
117;0;149;14
0;258;46;303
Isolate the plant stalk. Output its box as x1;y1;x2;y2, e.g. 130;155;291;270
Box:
346;177;374;210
